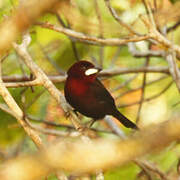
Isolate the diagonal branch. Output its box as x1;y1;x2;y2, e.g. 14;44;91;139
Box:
136;57;150;123
166;53;180;92
0;58;43;149
0;0;59;54
104;0;140;36
1;117;180;179
36;22;150;46
12;33;91;134
118;80;173;108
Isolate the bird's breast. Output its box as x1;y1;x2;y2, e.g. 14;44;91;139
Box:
66;78;89;96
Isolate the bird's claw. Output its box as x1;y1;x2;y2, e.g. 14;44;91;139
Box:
65;109;79;118
73;109;79;116
65;111;71;118
85;119;96;128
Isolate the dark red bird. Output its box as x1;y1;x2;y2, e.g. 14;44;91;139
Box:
64;60;138;129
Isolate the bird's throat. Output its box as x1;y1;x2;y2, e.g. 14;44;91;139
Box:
67;77;90;96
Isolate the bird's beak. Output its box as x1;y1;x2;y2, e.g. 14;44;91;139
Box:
96;67;102;72
85;67;102;76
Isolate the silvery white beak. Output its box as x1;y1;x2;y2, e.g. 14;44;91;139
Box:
85;67;102;76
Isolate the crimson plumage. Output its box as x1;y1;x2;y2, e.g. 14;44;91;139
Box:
64;60;138;129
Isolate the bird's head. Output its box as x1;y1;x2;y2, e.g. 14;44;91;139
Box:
67;60;102;81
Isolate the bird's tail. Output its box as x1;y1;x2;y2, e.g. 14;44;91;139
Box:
112;109;138;130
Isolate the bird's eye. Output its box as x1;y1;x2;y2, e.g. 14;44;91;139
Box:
82;66;86;70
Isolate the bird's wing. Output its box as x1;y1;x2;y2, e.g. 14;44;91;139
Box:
90;78;115;107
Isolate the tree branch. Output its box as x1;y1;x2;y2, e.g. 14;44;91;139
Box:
0;117;179;179
36;22;150;46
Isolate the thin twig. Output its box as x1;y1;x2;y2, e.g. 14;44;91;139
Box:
110;74;138;93
0;57;43;149
38;43;65;75
136;57;150;123
28;115;113;134
128;42;164;57
110;47;122;67
100;66;169;77
1;66;171;88
142;0;149;16
141;14;180;58
104;0;140;35
0;0;59;54
2;117;179;179
115;75;169;99
104;118;168;179
36;22;150;46
167;20;180;33
153;0;157;11
166;53;180;92
118;81;173;108
25;89;46;109
56;13;80;61
94;0;104;68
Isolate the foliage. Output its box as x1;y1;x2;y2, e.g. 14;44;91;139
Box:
0;0;179;179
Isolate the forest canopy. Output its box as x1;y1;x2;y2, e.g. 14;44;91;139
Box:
0;0;179;180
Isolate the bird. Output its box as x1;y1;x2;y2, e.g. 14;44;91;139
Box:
64;60;138;130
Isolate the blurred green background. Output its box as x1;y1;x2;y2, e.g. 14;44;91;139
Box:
0;0;180;179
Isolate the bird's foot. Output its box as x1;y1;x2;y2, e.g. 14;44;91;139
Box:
65;109;79;118
73;109;79;116
65;111;71;118
85;119;96;128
